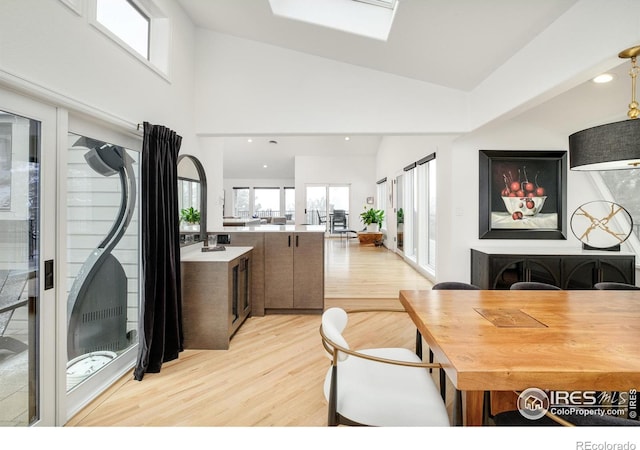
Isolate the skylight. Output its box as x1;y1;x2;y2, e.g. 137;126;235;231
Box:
354;0;397;10
269;0;398;41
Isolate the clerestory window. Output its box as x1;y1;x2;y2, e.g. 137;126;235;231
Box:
89;0;170;77
96;0;150;60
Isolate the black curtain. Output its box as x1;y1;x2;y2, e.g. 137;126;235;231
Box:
134;122;183;381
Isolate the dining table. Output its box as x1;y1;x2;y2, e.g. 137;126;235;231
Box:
399;288;640;426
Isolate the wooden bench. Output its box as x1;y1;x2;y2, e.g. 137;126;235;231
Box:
357;231;383;245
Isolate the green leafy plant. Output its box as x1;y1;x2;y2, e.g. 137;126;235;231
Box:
397;207;404;224
180;207;200;224
360;206;384;229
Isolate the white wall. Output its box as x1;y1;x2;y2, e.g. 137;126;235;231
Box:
194;136;224;230
2;0;637;288
438;118;603;283
193;29;468;136
0;0;198;149
468;0;640;130
294;155;375;227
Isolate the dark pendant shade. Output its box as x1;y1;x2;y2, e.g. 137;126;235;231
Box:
569;118;640;170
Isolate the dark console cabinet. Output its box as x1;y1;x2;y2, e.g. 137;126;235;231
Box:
471;248;636;290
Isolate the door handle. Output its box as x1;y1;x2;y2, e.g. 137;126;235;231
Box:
288;235;291;247
296;235;299;247
45;259;54;290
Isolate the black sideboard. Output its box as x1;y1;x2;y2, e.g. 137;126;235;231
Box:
471;248;636;290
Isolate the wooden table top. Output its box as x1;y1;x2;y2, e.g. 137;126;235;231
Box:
399;289;640;392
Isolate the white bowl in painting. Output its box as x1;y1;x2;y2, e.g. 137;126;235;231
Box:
501;196;547;216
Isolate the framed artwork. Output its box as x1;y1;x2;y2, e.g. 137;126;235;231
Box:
0;123;12;210
479;150;567;240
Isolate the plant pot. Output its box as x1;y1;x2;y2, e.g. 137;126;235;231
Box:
367;224;378;232
181;223;200;232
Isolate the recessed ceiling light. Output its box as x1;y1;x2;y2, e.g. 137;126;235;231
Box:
345;136;350;141
592;73;614;84
247;138;253;143
263;164;268;168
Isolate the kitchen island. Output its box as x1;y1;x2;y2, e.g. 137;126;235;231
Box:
210;225;325;315
180;243;253;349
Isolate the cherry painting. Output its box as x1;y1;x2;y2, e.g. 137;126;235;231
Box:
479;150;567;240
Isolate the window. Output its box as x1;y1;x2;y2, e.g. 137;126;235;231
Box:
328;186;350;213
595;169;640;256
284;187;295;219
254;187;280;218
91;0;170;76
66;131;140;412
397;154;437;277
96;0;149;59
305;184;350;231
396;174;404;251
417;154;436;271
403;164;416;260
376;178;387;230
233;187;250;217
354;0;397;9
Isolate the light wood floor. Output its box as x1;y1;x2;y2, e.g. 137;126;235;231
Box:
66;237;450;427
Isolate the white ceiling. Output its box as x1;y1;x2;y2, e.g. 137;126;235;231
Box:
177;0;580;90
220;134;383;179
175;0;630;179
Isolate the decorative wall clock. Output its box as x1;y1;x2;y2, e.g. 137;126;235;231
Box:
570;200;633;250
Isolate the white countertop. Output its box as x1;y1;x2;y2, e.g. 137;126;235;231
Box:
213;224;326;233
180;243;253;262
223;218;262;226
471;246;636;257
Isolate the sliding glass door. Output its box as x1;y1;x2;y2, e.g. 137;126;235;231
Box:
396;154;437;276
305;184;350;232
0;90;57;426
64;120;141;422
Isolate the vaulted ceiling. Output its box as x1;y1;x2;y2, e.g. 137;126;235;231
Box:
177;0;580;91
175;0;631;179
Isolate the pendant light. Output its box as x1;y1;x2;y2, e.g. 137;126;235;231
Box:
569;45;640;171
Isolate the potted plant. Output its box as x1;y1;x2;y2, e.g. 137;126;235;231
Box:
360;206;384;232
397;208;404;224
180;207;200;230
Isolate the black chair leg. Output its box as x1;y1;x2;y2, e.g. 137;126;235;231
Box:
454;389;463;426
419;329;446;402
483;390;492;425
328;365;338;426
428;348;434;373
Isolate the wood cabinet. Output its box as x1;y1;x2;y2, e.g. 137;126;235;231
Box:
471;248;635;290
222;232;266;316
265;232;324;312
220;226;325;315
181;245;252;349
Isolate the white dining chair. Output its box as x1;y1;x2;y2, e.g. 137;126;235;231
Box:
320;307;450;426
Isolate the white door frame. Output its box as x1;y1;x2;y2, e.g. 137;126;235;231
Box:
0;87;58;426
